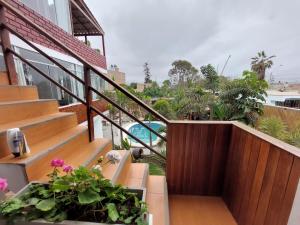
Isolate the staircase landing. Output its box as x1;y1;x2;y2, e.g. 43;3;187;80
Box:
169;195;237;225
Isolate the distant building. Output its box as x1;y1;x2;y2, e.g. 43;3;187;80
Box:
133;82;153;92
266;90;300;108
145;83;153;89
106;65;126;91
135;83;145;92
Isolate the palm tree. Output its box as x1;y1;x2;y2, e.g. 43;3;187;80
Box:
251;51;275;80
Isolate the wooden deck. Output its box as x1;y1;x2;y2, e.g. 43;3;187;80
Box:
169;195;237;225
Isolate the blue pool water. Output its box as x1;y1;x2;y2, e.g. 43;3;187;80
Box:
127;122;164;144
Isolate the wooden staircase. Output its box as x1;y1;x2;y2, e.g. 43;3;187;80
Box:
0;71;169;225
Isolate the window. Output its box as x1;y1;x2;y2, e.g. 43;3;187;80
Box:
21;0;72;33
14;47;105;105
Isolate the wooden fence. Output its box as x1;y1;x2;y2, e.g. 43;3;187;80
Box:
262;105;300;129
166;121;232;195
223;122;300;225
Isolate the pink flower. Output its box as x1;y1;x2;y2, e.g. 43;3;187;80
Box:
0;178;8;192
63;165;73;173
50;159;64;167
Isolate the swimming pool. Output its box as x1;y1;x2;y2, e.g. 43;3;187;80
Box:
123;121;165;147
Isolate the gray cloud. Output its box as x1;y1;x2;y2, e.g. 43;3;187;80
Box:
86;0;300;83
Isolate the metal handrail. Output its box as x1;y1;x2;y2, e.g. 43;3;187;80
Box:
8;48;167;160
3;23;167;142
3;24;85;85
8;49;86;104
0;0;169;124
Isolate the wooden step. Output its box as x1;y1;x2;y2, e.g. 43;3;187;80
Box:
169;196;237;225
0;99;58;125
0;126;88;164
0;112;78;158
101;150;131;184
33;137;112;181
0;136;112;192
0;85;39;102
0;126;88;191
0;72;9;85
117;163;149;188
147;176;170;225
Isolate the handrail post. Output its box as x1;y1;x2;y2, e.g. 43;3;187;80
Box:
84;65;94;142
0;6;18;85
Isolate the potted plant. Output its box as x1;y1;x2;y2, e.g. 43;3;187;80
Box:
0;151;150;225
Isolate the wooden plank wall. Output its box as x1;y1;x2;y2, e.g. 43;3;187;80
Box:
261;105;300;129
223;123;300;225
166;122;232;195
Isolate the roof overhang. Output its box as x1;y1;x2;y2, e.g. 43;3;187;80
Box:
70;0;104;36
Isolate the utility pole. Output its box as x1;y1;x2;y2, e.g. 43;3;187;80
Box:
220;55;231;76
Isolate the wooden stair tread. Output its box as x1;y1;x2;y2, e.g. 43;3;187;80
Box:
101;150;131;184
0;85;38;102
118;163;149;188
169;195;237;225
0;99;55;105
0;126;87;164
0;99;59;125
0;72;9;85
0;112;75;133
147;176;169;225
36;138;112;181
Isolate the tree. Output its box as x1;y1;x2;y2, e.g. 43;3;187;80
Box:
219;71;268;126
143;81;163;98
144;62;152;84
200;64;219;94
152;99;175;120
168;60;199;85
162;80;171;88
174;86;214;120
251;51;275;80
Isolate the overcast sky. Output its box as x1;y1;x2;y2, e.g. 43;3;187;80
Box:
86;0;300;84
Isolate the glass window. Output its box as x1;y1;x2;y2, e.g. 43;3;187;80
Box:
12;47;104;106
21;0;71;33
54;0;71;33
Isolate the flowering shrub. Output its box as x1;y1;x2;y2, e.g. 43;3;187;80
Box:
50;159;64;167
62;165;73;173
0;155;148;225
0;178;8;192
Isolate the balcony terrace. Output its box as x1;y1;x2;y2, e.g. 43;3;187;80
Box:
166;121;299;225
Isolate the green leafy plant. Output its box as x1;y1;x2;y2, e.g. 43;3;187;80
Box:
0;158;148;225
285;123;300;148
212;103;232;120
121;138;132;150
219;71;268;126
200;64;220;94
152;99;176;120
259;117;288;139
141;149;167;173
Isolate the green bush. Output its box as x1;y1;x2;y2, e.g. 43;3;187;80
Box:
258;117;300;149
285;124;300;148
258;117;287;140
